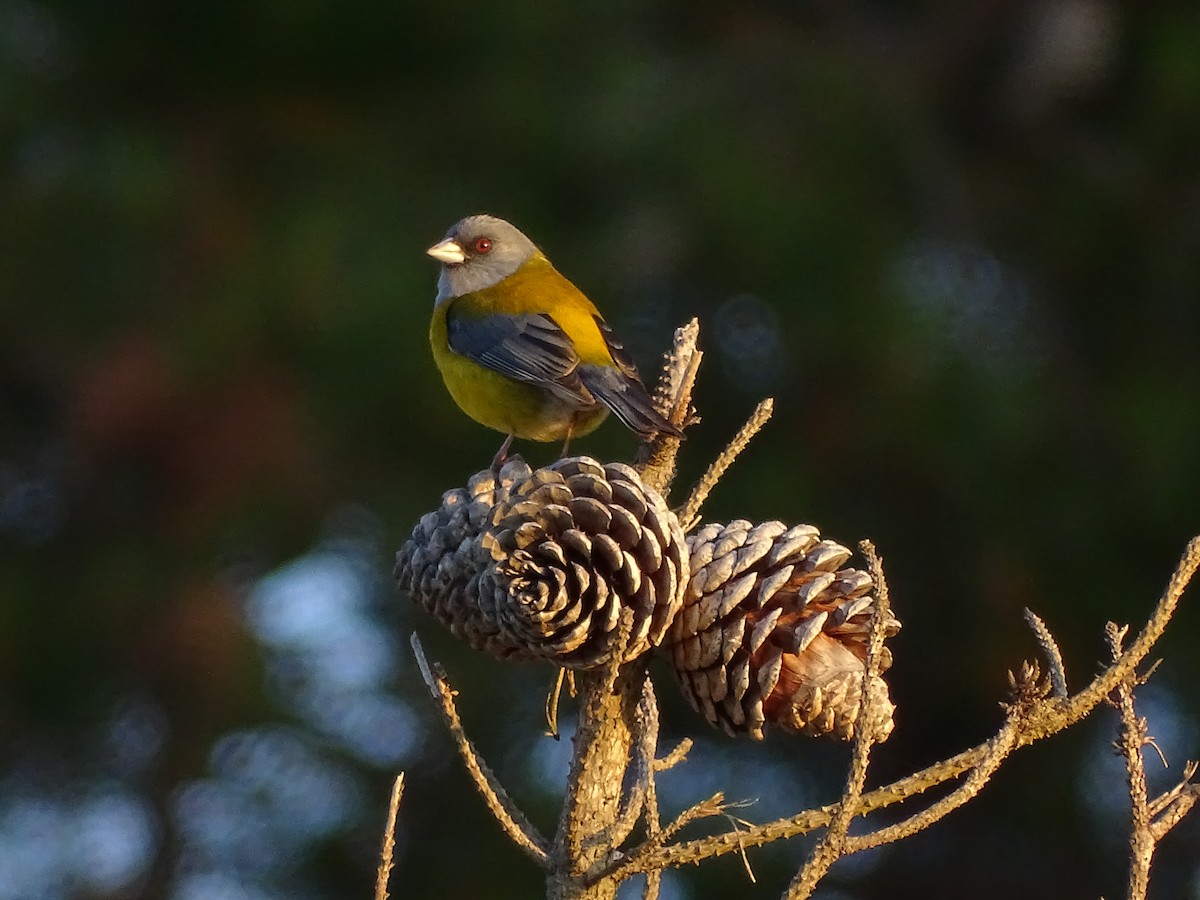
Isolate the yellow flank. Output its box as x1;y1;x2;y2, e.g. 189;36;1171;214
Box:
429;254;612;442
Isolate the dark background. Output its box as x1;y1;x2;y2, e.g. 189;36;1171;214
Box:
2;2;1198;898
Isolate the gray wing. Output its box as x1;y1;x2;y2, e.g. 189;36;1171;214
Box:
579;316;683;439
445;309;590;403
578;364;682;438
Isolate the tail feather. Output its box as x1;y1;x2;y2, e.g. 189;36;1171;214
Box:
578;365;683;439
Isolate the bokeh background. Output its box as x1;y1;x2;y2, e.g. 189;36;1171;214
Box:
3;1;1199;898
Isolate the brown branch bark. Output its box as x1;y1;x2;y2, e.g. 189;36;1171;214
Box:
374;774;405;900
786;541;894;897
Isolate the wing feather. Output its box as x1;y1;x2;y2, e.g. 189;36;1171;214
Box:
446;309;591;404
446;304;682;439
584;314;682;438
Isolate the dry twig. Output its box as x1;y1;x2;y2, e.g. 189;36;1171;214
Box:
410;634;550;865
655;738;692;773
545;667;569;740
591;629;656;855
786;541;893;897
636;319;702;493
1024;608;1069;697
1108;623;1154;900
374;773;405;900
550;629;646;894
589;793;731;887
1104;622;1200;900
678;398;773;532
1147;761;1199;840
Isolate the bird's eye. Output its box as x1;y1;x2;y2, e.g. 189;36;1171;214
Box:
474;237;492;254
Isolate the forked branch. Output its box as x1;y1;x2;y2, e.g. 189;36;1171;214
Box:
1105;623;1200;900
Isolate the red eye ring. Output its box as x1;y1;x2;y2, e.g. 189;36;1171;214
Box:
474;237;492;254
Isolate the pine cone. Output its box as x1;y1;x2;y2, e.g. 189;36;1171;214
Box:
395;456;688;669
668;520;900;741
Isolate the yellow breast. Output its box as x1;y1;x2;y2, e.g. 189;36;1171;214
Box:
429;260;612;442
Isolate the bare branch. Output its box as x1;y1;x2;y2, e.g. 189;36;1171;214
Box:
1024;608;1068;697
1147;761;1197;820
374;773;405;900
553;661;646;887
1110;664;1152;899
1148;771;1199;841
640;684;666;900
637;319;702;494
589;793;730;886
655;738;693;773
545;667;568;740
409;634;550;865
1067;537;1200;715
1104;623;1200;899
561;611;640;857
786;541;894;897
678;398;774;532
845;718;1020;851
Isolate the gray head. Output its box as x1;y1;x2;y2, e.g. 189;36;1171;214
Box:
427;214;541;304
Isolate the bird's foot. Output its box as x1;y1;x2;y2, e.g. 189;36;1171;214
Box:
491;434;515;472
558;423;575;459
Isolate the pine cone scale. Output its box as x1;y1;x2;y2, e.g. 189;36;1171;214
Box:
668;520;900;741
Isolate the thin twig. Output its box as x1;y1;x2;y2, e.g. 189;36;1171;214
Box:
844;718;1020;852
1107;622;1153;900
637;319;702;494
652;318;703;433
640;684;666;900
409;634;550;866
374;773;405;900
1148;765;1199;841
655;738;693;772
545;667;567;740
1147;761;1197;819
1066;537;1200;715
588;793;729;886
1024;608;1069;697
678;398;774;532
1104;623;1200;900
1149;786;1200;839
859;540;896;742
787;541;893;898
722;812;756;884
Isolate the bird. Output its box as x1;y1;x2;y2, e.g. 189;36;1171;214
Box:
426;214;681;467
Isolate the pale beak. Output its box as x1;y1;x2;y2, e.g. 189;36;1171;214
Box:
426;238;466;265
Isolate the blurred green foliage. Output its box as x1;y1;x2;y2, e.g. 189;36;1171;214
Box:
2;1;1198;898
